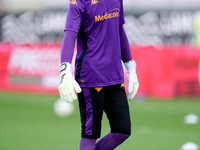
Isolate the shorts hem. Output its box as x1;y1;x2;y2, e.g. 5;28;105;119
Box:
81;134;100;139
79;79;125;88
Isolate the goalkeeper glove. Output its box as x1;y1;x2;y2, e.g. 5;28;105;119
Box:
58;62;82;103
124;60;139;100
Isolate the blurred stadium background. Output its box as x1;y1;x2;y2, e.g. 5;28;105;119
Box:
0;0;200;149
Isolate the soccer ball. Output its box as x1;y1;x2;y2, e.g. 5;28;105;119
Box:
184;114;199;124
181;142;199;150
53;98;75;117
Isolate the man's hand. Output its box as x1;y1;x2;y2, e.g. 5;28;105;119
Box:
58;62;82;102
124;60;139;101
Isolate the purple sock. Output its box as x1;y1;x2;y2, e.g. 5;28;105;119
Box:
80;137;97;150
95;132;130;150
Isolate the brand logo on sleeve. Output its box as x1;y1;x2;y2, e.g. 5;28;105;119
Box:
91;0;99;5
71;0;78;5
95;8;120;22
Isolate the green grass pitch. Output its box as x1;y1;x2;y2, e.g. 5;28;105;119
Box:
0;92;200;150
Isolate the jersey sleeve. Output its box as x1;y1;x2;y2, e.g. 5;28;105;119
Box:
60;31;77;64
64;0;85;32
120;0;125;26
120;26;132;62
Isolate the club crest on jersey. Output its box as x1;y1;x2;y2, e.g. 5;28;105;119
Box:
71;0;78;5
91;0;99;5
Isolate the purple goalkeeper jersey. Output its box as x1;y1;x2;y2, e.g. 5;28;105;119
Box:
65;0;125;87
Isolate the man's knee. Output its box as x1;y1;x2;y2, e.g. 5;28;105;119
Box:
113;132;130;142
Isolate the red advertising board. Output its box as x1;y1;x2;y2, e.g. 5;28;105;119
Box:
131;45;200;98
0;43;61;95
0;43;200;99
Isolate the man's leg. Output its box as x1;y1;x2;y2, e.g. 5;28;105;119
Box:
96;83;131;150
78;87;105;150
80;138;96;150
95;132;129;150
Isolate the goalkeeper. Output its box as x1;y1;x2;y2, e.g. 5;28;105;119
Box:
58;0;139;149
